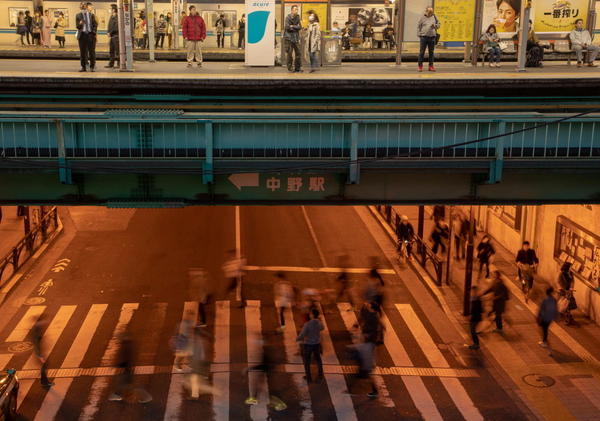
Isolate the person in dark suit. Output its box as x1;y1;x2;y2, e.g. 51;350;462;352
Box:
76;2;98;72
106;4;119;68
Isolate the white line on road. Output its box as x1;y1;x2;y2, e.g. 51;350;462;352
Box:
301;206;328;267
380;309;443;421
23;305;76;370
5;305;46;342
79;303;138;421
397;304;483;421
245;300;269;420
337;303;395;408
33;378;73;421
62;304;108;368
0;354;12;370
163;301;197;421
17;379;35;409
213;300;230;421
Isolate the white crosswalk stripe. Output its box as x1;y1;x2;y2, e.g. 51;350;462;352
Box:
5;305;46;342
396;304;483;421
213;300;230;421
246;300;269;420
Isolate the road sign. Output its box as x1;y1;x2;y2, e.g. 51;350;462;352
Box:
229;173;260;190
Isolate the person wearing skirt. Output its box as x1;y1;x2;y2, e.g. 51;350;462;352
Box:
41;9;53;48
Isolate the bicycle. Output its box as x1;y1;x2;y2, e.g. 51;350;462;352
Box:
558;289;576;325
518;263;535;303
397;239;414;266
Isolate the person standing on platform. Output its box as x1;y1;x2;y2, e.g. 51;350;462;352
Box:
155;14;167;48
76;2;98;72
41;9;53;48
16;11;28;46
25;10;33;45
166;12;173;48
569;19;599;68
215;14;226;48
306;12;321;73
284;5;302;72
237;14;245;49
417;6;440;72
55;12;66;48
105;5;119;68
31;10;42;46
182;5;206;68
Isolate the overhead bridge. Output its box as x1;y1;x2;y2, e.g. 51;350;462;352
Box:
1;106;599;205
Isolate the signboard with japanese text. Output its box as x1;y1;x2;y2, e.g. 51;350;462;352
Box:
246;0;276;66
172;0;184;27
534;0;589;33
435;0;476;42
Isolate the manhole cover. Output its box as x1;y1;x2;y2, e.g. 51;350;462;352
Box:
522;374;555;388
8;341;33;353
25;297;46;305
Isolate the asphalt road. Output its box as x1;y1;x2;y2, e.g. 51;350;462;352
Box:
0;206;528;420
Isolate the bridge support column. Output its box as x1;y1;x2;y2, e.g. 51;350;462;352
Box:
487;121;506;184
348;122;360;184
203;121;214;184
55;120;72;185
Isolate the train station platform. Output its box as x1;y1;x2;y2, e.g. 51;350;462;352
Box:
1;59;600;96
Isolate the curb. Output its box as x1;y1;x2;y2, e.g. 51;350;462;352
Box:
0;214;64;306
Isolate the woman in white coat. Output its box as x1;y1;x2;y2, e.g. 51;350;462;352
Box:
306;12;321;72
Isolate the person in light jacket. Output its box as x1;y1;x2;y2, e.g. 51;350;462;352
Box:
417;7;440;72
55;12;66;48
306;12;321;73
569;18;599;67
41;9;53;48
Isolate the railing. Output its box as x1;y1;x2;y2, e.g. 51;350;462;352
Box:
1;118;599;160
0;207;59;289
375;205;444;286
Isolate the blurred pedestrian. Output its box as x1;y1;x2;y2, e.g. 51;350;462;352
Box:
108;329;152;403
186;326;215;400
30;313;54;388
171;310;194;372
296;308;324;383
452;213;464;260
189;268;211;327
336;255;354;307
300;288;320;322
348;301;382;398
459;216;472;258
274;272;295;331
483;270;509;332
432;205;445;222
476;235;495;278
222;249;247;307
468;286;483;350
538;287;558;353
369;256;384;286
363;275;384;313
431;219;449;256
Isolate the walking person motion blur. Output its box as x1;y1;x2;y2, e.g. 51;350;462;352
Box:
557;262;576;325
183;5;206;68
171;310;195;372
483;270;509;332
189;268;212;327
306;12;321;73
105;5;119;68
417;6;440;72
76;2;98;72
29;313;54;388
284;5;302;72
369;256;385;286
516;241;539;301
468;286;483;350
222;249;247;307
108;330;152;403
186;326;216;400
396;214;415;262
274;272;295;331
476;235;496;278
244;341;287;410
538;287;558;354
336;255;354;308
296;308;324;383
430;218;449;257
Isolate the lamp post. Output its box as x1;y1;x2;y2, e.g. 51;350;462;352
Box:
516;0;532;72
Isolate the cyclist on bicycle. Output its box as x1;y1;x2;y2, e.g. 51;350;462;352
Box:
395;215;415;259
516;241;539;293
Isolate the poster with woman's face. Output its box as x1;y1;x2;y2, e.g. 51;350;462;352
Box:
482;0;521;34
348;7;392;32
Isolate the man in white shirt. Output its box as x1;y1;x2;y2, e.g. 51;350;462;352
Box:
569;18;598;67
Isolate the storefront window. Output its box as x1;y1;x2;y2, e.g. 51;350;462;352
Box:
554;216;600;291
490;205;522;231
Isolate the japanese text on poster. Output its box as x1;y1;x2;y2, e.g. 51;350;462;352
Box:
435;0;476;42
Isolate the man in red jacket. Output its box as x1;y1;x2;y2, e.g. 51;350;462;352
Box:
182;5;206;68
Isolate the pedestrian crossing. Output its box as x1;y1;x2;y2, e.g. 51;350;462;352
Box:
0;299;486;421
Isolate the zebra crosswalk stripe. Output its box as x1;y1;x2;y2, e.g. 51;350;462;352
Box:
33;378;73;421
5;305;46;342
62;304;108;369
212;300;230;421
245;300;269;420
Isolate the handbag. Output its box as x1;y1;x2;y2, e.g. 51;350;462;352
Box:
499;41;509;51
434;15;441;44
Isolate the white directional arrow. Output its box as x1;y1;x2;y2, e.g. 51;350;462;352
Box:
228;173;259;190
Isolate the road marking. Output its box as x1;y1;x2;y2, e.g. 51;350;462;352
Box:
337;303;395;408
380;308;443;421
37;279;54;296
23;305;76;370
5;305;46;342
281;303;313;420
33;378;73;421
213;300;230;421
301;206;328;267
79;303;138;421
397;304;483;421
244;265;396;274
571;378;600;412
315;303;358;421
164;301;198;421
62;304;108;368
0;354;12;370
245;300;269;420
17;379;35;409
137;302;168;365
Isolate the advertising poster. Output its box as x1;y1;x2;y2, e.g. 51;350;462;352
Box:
482;0;521;34
404;0;430;42
435;0;476;42
301;3;328;29
348;7;392;32
246;0;275;66
49;8;69;27
8;7;29;27
534;0;589;32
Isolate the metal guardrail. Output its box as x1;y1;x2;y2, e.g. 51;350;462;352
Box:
0;207;58;289
376;205;444;286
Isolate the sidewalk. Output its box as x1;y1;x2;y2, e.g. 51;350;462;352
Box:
386;206;600;421
0;206;26;259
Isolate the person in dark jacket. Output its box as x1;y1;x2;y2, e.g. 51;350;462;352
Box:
476;235;496;278
483;271;509;332
215;14;226;48
30;313;54;388
105;5;119;68
538;287;558;353
237;14;245;49
396;215;415;258
296;308;324;383
431;219;449;255
468;286;483;349
284;5;302;72
558;262;574;292
25;10;33;45
516;240;539;288
76;2;98;72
